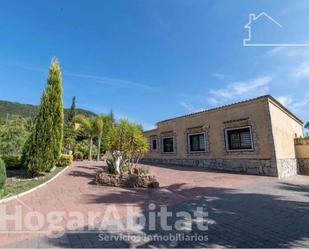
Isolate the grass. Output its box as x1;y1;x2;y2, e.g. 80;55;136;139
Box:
0;166;66;200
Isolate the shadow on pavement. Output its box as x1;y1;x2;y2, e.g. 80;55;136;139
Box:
10;180;309;248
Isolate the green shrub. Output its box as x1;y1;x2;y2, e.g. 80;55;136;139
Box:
106;157;115;174
73;151;84;160
57;154;73;167
105;156;128;175
119;161;128;175
0;159;6;188
91;144;98;159
2;156;22;170
0;117;30;157
74;140;97;160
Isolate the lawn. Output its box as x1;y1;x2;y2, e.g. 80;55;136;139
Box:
0;166;66;200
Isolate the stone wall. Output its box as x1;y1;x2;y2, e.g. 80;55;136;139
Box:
297;159;309;175
294;138;309;175
295;138;309;145
295;138;309;158
276;159;298;179
141;158;278;176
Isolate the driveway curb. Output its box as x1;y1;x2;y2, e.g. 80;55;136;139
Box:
0;166;68;204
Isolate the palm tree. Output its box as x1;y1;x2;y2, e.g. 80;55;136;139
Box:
75;115;103;161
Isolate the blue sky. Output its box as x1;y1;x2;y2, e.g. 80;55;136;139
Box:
1;0;309;129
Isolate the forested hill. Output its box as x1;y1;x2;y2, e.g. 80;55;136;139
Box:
0;100;96;120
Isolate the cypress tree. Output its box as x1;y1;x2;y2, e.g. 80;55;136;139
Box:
22;58;64;174
0;158;6;188
109;110;115;123
68;96;76;123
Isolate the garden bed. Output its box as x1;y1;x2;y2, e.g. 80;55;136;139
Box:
96;171;159;188
0;166;66;200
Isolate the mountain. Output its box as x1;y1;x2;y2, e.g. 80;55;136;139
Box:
0;100;96;120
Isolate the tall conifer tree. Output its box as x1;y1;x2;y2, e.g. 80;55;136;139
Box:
68;96;76;123
22;58;64;174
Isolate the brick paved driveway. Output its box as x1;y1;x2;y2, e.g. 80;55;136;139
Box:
1;161;309;248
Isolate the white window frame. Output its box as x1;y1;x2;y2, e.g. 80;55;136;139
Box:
187;132;208;153
150;137;158;151
161;136;175;154
224;126;254;152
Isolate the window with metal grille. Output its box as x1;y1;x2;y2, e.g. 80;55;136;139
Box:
226;127;253;151
162;137;174;153
188;133;207;152
151;139;157;151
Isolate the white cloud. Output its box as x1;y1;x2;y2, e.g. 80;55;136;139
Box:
265;47;286;57
209;76;272;100
276;96;293;107
206;97;219;106
179;101;196;112
66;72;159;91
268;36;309;61
276;95;308;113
179;101;203;113
264;47;309;84
264;47;305;58
290;99;308;111
9;61;159;91
295;62;309;79
212;73;227;80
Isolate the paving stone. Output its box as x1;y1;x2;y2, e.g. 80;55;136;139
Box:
2;161;309;248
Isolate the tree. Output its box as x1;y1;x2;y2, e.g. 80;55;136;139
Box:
0;158;6;188
21;58;64;174
95;116;104;161
75;115;103;161
101;112;115;153
63;122;76;151
107;119;148;174
68;96;76;123
0;116;30;157
63;97;77;151
109;110;115;123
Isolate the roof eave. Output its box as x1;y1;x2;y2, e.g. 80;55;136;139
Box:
267;96;303;125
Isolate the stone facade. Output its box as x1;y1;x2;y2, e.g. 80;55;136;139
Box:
276;159;298;179
297;159;309;175
141;158;277;176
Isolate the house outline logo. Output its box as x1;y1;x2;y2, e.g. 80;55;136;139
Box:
243;11;309;47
